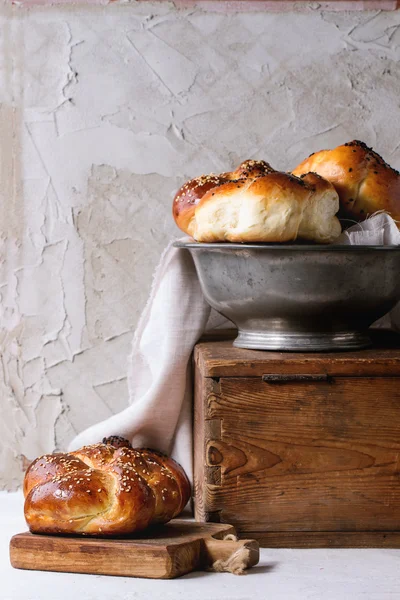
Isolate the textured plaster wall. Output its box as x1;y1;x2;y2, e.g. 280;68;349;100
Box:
1;3;400;489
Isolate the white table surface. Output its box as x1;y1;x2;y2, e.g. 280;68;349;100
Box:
2;491;400;600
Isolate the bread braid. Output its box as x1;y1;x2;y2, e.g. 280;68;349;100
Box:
23;438;190;536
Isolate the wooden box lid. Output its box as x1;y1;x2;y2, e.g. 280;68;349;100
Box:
194;330;400;378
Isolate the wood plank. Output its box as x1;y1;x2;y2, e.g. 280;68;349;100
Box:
245;531;400;549
193;368;221;520
10;520;259;579
196;376;400;533
194;330;400;377
193;364;206;522
10;533;188;579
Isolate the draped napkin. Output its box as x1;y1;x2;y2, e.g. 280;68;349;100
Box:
69;213;400;482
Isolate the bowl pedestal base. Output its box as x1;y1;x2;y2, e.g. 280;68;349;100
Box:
233;329;372;352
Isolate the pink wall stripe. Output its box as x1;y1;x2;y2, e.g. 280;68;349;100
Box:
12;0;111;5
11;0;400;9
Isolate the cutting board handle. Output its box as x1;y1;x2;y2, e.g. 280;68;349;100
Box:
204;534;259;575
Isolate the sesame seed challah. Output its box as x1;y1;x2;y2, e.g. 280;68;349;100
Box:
173;160;341;244
292;140;400;224
23;437;191;536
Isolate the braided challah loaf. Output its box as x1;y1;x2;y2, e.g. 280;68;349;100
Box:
173;160;341;244
23;437;190;536
292;140;400;224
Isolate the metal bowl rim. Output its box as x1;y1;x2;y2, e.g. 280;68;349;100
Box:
174;240;400;252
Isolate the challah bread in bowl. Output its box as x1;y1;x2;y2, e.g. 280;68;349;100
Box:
173;161;342;244
173;158;400;351
292;140;400;225
23;437;190;536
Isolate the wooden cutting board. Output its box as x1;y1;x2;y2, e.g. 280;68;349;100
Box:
10;520;259;579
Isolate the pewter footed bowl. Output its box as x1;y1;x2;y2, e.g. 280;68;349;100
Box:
175;241;400;352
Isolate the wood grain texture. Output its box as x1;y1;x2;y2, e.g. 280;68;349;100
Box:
194;336;400;547
194;330;400;378
10;520;259;579
194;368;223;520
206;377;400;532
247;531;400;548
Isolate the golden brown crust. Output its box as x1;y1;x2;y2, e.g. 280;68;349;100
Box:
292;140;400;223
230;159;275;180
172;160;274;236
24;441;191;536
136;448;191;518
173;173;227;235
194;173;308;242
173;160;341;243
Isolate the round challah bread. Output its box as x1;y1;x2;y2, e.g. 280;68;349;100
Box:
173;159;274;235
173;160;341;244
292;140;400;224
23;437;191;536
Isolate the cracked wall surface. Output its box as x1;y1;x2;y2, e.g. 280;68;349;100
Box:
1;3;400;488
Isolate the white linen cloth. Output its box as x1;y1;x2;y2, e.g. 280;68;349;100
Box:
68;238;227;480
336;213;400;331
69;213;400;481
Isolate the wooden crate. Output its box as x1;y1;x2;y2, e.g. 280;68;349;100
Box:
193;331;400;548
